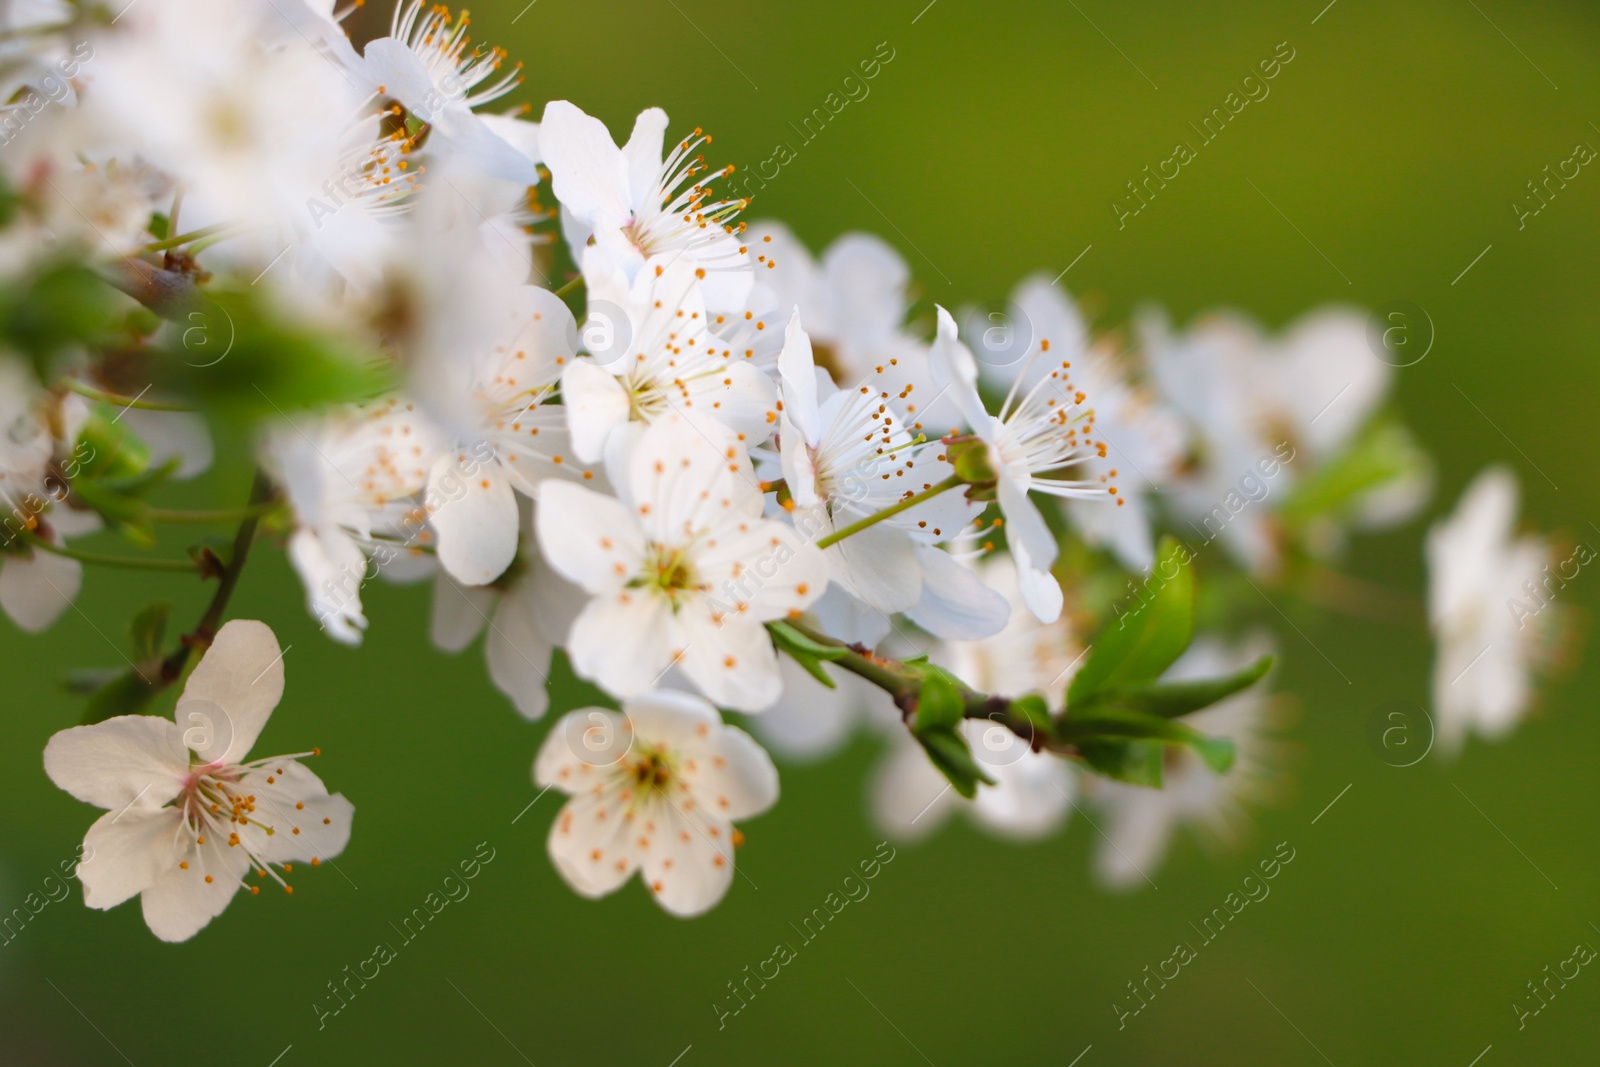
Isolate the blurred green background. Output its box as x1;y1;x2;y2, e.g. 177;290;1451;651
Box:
5;0;1600;1062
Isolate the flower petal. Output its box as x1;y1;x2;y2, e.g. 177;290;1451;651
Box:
43;715;187;811
139;835;251;942
539;100;631;225
0;546;80;632
566;592;677;699
78;806;182;910
485;585;557;720
638;803;736;918
177;619;285;766
242;761;354;866
684;724;778;821
429;452;519;586
560;359;632;462
904;544;1010;640
676;612;783;712
536;480;644;592
429;571;497;652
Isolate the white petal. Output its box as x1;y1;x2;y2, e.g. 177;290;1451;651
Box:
429;571;497;652
177;619;284;766
683;724;779;821
566;592;678;699
777;309;822;444
677;611;783;712
547;789;638;899
485;587;557;719
638;804;736;918
536;480;644;592
428;453;519;586
478;112;541;164
43;715;187;811
539;100;631;225
79;806;182;910
999;475;1062;624
535;708;633;790
560;359;632;462
827;522;922;616
619;689;720;747
905;544;1010;640
928;305;989;432
621;107;669;213
0;547;80;632
139;836;251;942
241;760;354;866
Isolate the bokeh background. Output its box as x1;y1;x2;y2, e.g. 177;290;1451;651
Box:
4;0;1599;1063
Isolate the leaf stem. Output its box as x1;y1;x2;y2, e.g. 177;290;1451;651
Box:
140;223;235;253
554;275;585;298
814;475;963;550
19;532;200;573
62;379;191;411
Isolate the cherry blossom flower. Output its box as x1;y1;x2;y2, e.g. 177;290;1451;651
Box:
534;689;777;917
560;251;779;464
539;100;752;310
929;305;1114;623
1427;467;1558;755
43;620;353;941
979;277;1184;572
537;413;826;712
775;309;1003;644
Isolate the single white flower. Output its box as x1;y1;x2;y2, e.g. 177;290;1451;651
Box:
929;305;1114;623
359;0;538;185
1427;466;1557;755
775;309;1003;642
871;555;1079;842
534;689;778;917
539;100;752;310
265;398;444;644
43;620;353;942
560;250;779;464
1089;635;1282;891
431;502;587;720
980;277;1184;572
537;413;827;712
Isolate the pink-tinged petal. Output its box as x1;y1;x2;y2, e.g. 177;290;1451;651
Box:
428;452;519;586
682;724;779;821
560;359;632;463
621;107;669;214
139;836;252;942
638;803;736;918
79;806;182;910
429;571;497;653
905;544;1010;640
535;480;644;592
44;715;187;811
676;611;783;712
539;100;631;225
566;592;678;699
0;547;79;632
177;619;285;766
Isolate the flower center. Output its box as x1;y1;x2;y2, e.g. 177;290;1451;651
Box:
632;543;702;608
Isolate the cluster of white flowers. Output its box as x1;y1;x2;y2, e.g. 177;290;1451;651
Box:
0;0;1568;939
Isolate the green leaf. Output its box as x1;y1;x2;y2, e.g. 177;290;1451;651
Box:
129;601;173;662
67;478;156;546
917;726;994;799
1059;708;1236;775
767;621;844;688
149;289;393;420
1279;418;1426;524
913;670;965;734
1076;739;1165;787
1067;537;1196;707
0;261;120;375
1092;656;1273;719
81;668;160;724
72;403;154;482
